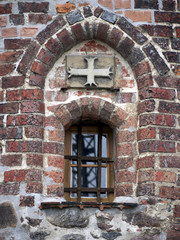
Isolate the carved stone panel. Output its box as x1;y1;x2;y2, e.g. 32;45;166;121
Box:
66;55;115;88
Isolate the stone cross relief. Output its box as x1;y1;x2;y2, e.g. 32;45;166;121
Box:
67;56;113;87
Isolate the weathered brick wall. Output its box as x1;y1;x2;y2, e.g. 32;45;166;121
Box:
0;1;180;240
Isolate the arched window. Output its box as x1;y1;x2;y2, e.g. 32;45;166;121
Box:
64;122;114;203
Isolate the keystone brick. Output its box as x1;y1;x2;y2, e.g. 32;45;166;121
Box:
137;183;155;196
21;101;44;113
154;76;179;88
155;12;180;24
4;39;31;50
141;25;173;37
159;101;180;114
26;182;42;193
116;184;133;196
138;170;176;183
135;0;158;9
137;127;156;140
36;15;66;45
153;38;169;50
162;0;175;11
19;196;34;207
25;126;43;139
0;127;22;139
1;28;18;38
9;14;24;25
66;9;84;25
160;156;180;168
31;62;49;76
83;6;92;18
56;3;76;13
139;87;175;100
140;114;176;127
138;100;155;114
7;114;43;126
116;171;136;183
164;52;180;63
143;43;170;75
0;183;20;195
159;186;180;199
1;155;22;167
57;29;75;51
71;23;86;43
117;37;134;59
26;154;43;167
6;141;42;153
116;17;147;45
29;13;52;24
0;3;12;14
137;156;154;169
101;10;117;24
2;76;25;89
17;41;40;75
18;2;49;13
0;103;19;114
44;142;64;155
6;89;43;101
4;169;41;182
0;64;15;76
159;128;180;141
139;140;175;153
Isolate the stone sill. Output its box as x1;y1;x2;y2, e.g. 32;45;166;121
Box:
40;201;138;211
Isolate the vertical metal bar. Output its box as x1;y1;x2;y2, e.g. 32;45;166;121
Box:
77;125;82;202
97;124;102;203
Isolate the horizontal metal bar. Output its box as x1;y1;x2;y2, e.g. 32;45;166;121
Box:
65;155;113;162
64;187;114;193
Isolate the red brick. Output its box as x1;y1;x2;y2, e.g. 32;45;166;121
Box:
20;101;44;113
142;25;173;37
138;100;155;114
37;48;55;66
47;185;63;196
116;171;136;183
66;100;81;122
20;27;38;37
0;3;12;14
1;155;22;167
155;12;180;24
117;131;135;142
115;0;131;8
2;28;18;38
29;74;45;88
159;128;180;141
26;182;42;193
137;156;154;169
159;101;180;114
139;140;175;153
6;141;42;153
155;76;179;88
44;116;62;129
44;142;64;155
71;23;86;43
48;130;64;142
98;0;113;9
116;184;133;196
4;39;31;50
45;38;63;57
111;107;128;127
137;127;156;140
116;157;133;169
121;116;137;129
139;87;175;100
0;183;20;195
6;89;43;101
44;171;64;183
7;114;43;126
56;3;76;13
0;91;3;101
18;2;49;13
29;13;52;24
163;0;175;11
0;64;15;76
117;143;135;156
138;170;176;183
140;113;176;127
96;23;110;43
107;27;123;49
4;169;41;182
160;156;180;168
48;156;64;169
32;62;49;76
25;126;43;139
118;93;136;103
125;10;151;22
2;76;24;89
176;27;180;38
57;29;75;51
55;105;72;128
0;16;7;27
0;103;19;114
134;61;151;78
19;195;34;207
159;186;180;199
137;74;153;89
167;229;180;240
26;154;43;167
174;205;180;218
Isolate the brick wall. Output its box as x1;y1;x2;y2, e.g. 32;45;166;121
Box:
0;1;180;240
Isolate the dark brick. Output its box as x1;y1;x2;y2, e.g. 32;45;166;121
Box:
83;6;92;18
140;113;176;127
7;89;43;101
117;37;134;59
139;140;175;153
7;114;43;126
29;74;45;88
27;154;43;167
155;12;180;24
160;156;180;168
164;52;180;63
135;0;158;9
100;101;115;123
44;142;64;155
2;76;25;89
31;62;49;76
155;76;179;88
107;27;123;49
178;0;180;10
137;156;154;169
167;230;180;240
159;101;180;114
143;43;170;75
0;103;19;114
141;25;173;37
117;17;147;45
116;184;133;196
21;101;44;113
25;126;43;139
94;6;103;17
66;100;81;120
127;48;145;67
18;2;49;13
137;183;155;196
57;29;75;51
37;48;55;66
0;3;12;14
134;61;151;78
71;23;86;43
36;15;66;45
101;10;117;24
0;64;15;76
0;116;3;127
20;195;34;207
29;13;52;24
0;183;20;195
26;182;42;193
17;41;40;75
102;232;121;239
45;38;63;57
159;186;180;199
153;38;169;50
172;38;180;50
9;14;24;25
6;141;42;153
139;87;175;100
1;155;22;166
4;39;31;50
159;128;180;141
124;213;160;227
0;51;23;64
0;128;22;140
137;74;153;89
95;22;109;43
162;0;175;11
66;9;84;25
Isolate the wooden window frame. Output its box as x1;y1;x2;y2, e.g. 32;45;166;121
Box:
64;123;114;203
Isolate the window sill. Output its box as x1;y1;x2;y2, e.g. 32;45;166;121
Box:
40;201;138;211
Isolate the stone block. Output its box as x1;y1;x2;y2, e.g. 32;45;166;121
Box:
0;202;17;228
66;10;84;25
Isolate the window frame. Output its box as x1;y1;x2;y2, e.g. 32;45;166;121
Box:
64;123;114;203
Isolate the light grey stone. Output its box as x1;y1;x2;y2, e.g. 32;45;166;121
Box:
61;234;85;240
